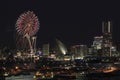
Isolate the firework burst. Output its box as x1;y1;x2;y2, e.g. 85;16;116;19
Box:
16;11;39;36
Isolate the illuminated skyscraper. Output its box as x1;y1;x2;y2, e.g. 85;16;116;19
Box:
92;36;103;56
93;36;103;50
42;43;49;56
70;44;88;59
102;21;112;56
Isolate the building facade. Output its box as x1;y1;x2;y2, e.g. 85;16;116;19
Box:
42;43;50;56
102;21;112;57
70;44;88;59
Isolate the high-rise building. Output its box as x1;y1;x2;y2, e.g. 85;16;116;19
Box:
42;43;49;56
92;36;103;56
93;36;103;50
102;21;112;56
70;44;88;59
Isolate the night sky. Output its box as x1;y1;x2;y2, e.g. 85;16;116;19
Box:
1;0;120;48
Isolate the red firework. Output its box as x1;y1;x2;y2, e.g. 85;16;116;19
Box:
16;11;39;36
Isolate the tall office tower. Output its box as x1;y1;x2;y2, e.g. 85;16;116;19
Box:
92;36;103;56
93;36;103;50
102;21;112;57
70;45;88;59
42;43;50;56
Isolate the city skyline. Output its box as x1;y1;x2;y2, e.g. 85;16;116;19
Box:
1;0;120;48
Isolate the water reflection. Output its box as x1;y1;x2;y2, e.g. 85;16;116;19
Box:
76;76;120;80
5;73;120;80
